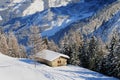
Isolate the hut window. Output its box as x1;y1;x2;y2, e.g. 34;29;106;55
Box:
58;61;61;63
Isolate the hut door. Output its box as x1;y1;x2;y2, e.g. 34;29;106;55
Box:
57;60;61;66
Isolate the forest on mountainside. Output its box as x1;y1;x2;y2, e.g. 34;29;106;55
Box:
59;30;120;78
0;25;120;78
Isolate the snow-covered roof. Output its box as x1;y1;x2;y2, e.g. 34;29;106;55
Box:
34;49;69;61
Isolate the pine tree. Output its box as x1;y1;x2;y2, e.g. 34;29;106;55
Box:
69;32;83;65
60;31;83;65
60;33;74;64
0;33;9;55
47;40;59;52
107;36;120;78
79;38;89;68
19;44;27;58
29;26;45;67
113;39;120;78
100;35;120;78
94;37;106;72
87;36;97;70
8;32;20;57
29;26;43;54
60;33;69;55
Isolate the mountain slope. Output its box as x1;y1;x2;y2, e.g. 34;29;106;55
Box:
55;1;120;42
2;1;106;44
0;0;79;24
1;0;120;44
0;53;118;80
94;10;120;41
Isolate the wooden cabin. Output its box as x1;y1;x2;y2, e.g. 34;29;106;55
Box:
34;49;69;67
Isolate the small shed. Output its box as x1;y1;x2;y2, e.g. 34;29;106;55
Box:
34;49;69;67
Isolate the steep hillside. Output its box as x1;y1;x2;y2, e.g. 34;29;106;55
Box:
2;0;107;44
0;53;118;80
52;0;120;43
1;0;120;44
0;0;79;24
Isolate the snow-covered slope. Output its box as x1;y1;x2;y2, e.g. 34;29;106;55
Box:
2;1;102;44
52;0;120;43
0;0;80;19
23;0;80;16
23;0;44;16
94;10;120;41
0;53;117;80
1;0;119;44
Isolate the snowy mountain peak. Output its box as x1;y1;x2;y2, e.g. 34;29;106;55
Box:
23;0;44;16
23;0;80;16
0;0;81;23
2;0;119;45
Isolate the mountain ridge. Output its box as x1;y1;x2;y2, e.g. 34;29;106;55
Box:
0;0;120;45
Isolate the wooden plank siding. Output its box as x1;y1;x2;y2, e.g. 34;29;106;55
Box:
51;57;67;67
34;57;67;67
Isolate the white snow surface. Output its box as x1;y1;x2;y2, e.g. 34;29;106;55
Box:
0;53;118;80
23;0;79;16
23;0;44;16
0;16;2;21
35;49;69;61
12;0;23;3
0;0;76;16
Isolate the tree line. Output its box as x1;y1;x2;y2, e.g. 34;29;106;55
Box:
25;26;120;78
1;25;120;78
59;30;120;78
0;26;58;58
0;29;26;58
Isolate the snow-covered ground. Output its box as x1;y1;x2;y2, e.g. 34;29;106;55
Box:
0;16;2;21
0;53;118;80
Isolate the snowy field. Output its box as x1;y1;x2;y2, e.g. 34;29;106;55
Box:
0;53;118;80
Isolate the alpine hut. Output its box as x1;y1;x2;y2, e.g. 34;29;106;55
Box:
34;49;69;67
